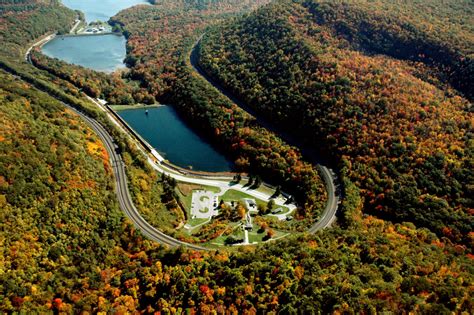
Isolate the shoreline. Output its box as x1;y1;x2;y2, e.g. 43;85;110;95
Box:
109;104;164;111
57;32;119;38
18;0;336;249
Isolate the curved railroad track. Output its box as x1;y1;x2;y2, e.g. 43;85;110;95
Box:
17;30;339;251
190;36;340;232
64;104;208;250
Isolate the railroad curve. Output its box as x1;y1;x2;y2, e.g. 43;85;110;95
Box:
189;36;340;233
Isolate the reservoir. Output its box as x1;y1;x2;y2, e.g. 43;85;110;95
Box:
46;0;232;171
41;0;149;72
42;34;127;73
62;0;150;22
118;107;234;172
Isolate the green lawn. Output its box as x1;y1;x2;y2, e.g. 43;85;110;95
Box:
199;207;209;214
247;230;265;243
234;179;283;197
202;185;221;193
220;189;254;202
186;218;210;230
247;223;289;243
221;189;290;213
206;223;243;246
199;196;210;202
178;189;193;213
176;185;292;244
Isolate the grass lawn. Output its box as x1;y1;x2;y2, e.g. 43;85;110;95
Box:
220;189;254;202
206;223;243;246
247;230;265;243
172;183;293;245
250;229;288;243
177;189;193;213
177;182;221;212
199;207;210;214
178;183;221;195
221;189;290;213
185;218;210;231
235;179;283;198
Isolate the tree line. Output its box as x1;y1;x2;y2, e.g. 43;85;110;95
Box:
196;0;473;244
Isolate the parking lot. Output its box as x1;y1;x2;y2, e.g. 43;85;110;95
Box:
191;190;219;219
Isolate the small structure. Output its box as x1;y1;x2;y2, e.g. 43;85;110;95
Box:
244;198;257;213
244;212;253;231
150;149;164;163
271;207;283;215
96;98;107;106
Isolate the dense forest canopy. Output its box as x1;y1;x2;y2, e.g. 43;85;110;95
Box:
110;0;272;99
0;0;75;58
0;0;473;312
301;0;474;99
197;0;473;243
1;69;472;313
107;0;331;216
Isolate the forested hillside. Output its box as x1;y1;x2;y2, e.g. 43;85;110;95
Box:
0;70;148;312
108;0;330;217
1;70;472;313
302;0;474;99
111;0;272;99
197;0;473;243
29;50;156;105
0;0;75;59
27;0;274;106
1;0;473;312
0;0;85;109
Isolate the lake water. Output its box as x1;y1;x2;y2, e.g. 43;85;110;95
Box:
41;0;149;72
118;107;234;172
42;34;127;73
49;1;231;171
62;0;150;22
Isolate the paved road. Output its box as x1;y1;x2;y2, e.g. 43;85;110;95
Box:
85;97;296;213
25;34;56;62
190;36;340;232
147;158;296;211
55;101;208;251
70;18;82;34
20;29;338;250
22;36;296;250
16;42;209;249
59;98;294;250
308;166;339;232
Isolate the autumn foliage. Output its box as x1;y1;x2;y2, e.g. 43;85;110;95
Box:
1;1;473;313
197;0;473;243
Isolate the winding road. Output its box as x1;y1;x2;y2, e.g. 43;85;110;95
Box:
190;37;340;232
62;102;208;250
69;18;82;34
18;28;339;250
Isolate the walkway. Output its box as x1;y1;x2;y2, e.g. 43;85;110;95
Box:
19;28;339;251
190;36;340;232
